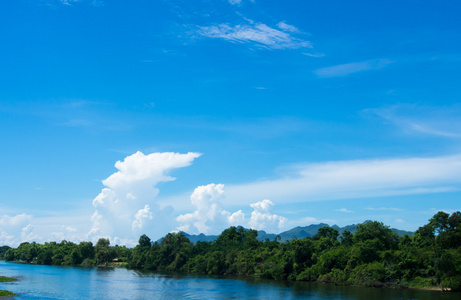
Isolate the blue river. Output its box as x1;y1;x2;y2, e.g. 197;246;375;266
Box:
0;261;457;299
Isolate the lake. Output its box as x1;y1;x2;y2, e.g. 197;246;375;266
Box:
0;261;457;299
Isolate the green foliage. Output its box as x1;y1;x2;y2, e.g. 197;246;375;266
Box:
2;211;460;290
292;238;314;269
314;226;339;241
95;238;115;265
0;290;16;296
138;234;151;248
0;276;16;282
354;221;399;250
340;230;353;246
410;276;437;288
0;246;11;259
318;268;347;285
3;249;15;262
348;262;386;287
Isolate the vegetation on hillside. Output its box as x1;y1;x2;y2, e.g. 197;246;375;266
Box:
2;211;460;290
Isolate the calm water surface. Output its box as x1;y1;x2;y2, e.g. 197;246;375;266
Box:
0;261;457;299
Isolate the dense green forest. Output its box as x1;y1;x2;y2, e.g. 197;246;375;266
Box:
2;211;460;291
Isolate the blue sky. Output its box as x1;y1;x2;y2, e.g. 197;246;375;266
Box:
1;0;461;246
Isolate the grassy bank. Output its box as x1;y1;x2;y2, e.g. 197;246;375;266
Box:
0;276;16;282
0;290;16;297
0;276;17;297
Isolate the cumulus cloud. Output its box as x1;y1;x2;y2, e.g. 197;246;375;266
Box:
87;151;201;246
132;205;153;232
176;184;245;234
225;154;461;206
248;199;286;233
0;213;34;246
50;225;81;242
197;22;311;50
21;224;40;243
314;59;393;78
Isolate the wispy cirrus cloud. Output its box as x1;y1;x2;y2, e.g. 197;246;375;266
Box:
228;0;254;5
366;207;401;211
56;0;77;5
224;154;461;206
196;22;311;50
228;0;242;5
303;52;325;58
368;104;461;139
336;208;354;213
314;59;393;78
277;21;300;33
41;0;103;7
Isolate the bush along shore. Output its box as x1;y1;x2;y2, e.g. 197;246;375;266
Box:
2;211;460;291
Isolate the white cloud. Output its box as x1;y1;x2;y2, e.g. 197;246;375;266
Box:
225;154;461;206
50;225;80;242
248;199;286;233
176;184;245;234
0;213;35;246
51;0;102;6
228;0;254;5
87;151;201;246
228;210;245;225
197;22;311;50
303;52;325;58
366;207;401;211
60;0;78;5
368;104;461;139
132;205;154;233
21;224;38;242
314;59;393;78
0;213;32;227
335;208;354;213
407;123;461;138
277;21;300;33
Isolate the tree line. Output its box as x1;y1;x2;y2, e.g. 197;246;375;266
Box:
2;211;460;290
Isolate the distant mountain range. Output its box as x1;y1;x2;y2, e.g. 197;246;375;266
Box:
182;222;413;244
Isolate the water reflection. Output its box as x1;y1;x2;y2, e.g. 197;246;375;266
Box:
0;261;457;300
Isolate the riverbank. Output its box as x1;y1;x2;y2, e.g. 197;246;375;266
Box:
0;290;16;297
2;213;460;292
0;276;17;297
2;260;460;300
0;276;16;283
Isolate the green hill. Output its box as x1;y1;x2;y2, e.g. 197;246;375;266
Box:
181;222;413;244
